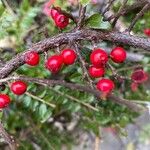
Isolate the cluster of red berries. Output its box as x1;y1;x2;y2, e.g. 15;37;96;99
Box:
0;49;76;108
89;47;126;95
45;49;77;73
0;81;27;109
50;7;69;29
0;46;127;108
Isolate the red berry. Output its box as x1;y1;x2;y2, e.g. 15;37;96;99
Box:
110;47;126;63
45;55;63;73
51;7;61;19
131;69;148;83
90;49;108;67
61;49;77;65
11;81;27;95
96;78;115;93
88;66;105;78
144;28;150;36
55;14;69;28
0;94;10;108
25;51;40;66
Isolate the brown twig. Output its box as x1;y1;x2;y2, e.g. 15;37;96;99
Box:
126;3;150;32
74;43;94;89
107;63;130;81
76;5;86;29
103;0;147;21
111;0;128;27
102;0;116;16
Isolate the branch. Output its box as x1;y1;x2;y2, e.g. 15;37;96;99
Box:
0;76;145;113
0;28;150;79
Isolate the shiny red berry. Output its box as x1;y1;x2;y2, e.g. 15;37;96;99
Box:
11;81;27;95
96;78;115;93
50;7;61;19
61;49;77;65
144;28;150;36
55;14;69;28
90;49;108;67
88;66;105;78
110;47;126;63
45;55;63;73
25;51;40;66
0;94;10;108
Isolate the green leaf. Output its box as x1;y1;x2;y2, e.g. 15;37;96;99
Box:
80;0;90;6
85;13;111;29
38;104;47;119
85;13;102;28
41;110;52;123
32;101;39;112
100;20;111;29
23;96;32;107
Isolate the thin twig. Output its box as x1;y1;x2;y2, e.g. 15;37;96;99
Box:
107;63;130;81
112;0;128;27
103;0;147;21
74;43;94;89
26;92;56;108
0;76;145;113
49;87;99;112
126;3;150;32
117;64;150;72
76;5;86;29
102;0;116;16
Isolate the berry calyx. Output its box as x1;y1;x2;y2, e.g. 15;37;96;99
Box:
110;47;126;63
25;51;40;66
0;94;10;108
61;49;77;65
50;7;61;19
144;28;150;36
54;14;69;29
11;81;27;95
88;66;105;78
96;78;115;93
45;55;63;73
90;49;108;67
